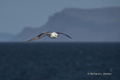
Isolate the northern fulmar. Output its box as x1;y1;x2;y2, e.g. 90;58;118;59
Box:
25;32;72;42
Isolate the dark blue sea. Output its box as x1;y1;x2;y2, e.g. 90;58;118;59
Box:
0;42;120;80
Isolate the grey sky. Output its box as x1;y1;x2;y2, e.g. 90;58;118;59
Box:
0;0;120;34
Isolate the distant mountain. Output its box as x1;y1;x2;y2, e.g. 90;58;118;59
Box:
12;7;120;42
0;33;14;42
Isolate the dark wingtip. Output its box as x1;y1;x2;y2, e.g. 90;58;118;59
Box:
69;37;72;39
67;35;72;39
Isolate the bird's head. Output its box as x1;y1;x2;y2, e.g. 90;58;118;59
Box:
51;32;58;38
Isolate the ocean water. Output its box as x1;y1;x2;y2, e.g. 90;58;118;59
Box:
0;42;120;80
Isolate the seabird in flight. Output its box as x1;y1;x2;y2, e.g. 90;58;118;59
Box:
25;32;72;42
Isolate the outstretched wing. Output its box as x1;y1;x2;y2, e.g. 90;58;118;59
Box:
25;33;46;42
25;37;40;42
37;32;46;37
56;32;72;39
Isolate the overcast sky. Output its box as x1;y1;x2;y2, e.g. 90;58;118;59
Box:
0;0;120;34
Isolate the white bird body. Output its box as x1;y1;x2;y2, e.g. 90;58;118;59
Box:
25;31;71;42
47;32;58;38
